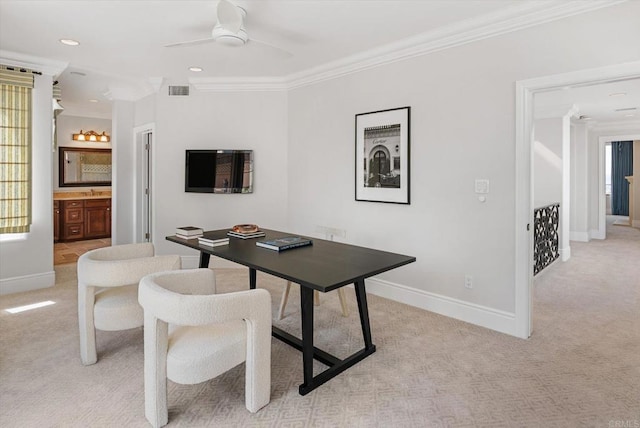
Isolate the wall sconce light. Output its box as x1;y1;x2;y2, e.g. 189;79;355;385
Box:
395;144;399;153
72;130;110;142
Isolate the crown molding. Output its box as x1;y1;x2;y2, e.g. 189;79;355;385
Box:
148;77;164;93
0;50;68;76
286;0;628;90
188;0;625;92
190;76;288;92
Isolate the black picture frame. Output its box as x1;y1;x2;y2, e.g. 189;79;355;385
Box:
355;106;410;204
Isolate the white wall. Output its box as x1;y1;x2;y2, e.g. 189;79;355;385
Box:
533;118;563;208
149;88;289;260
134;93;156;127
112;100;135;245
0;74;55;294
287;1;640;331
570;123;589;241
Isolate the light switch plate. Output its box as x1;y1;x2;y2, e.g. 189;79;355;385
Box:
475;179;489;194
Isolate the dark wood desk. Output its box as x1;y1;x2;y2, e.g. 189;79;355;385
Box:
167;229;416;395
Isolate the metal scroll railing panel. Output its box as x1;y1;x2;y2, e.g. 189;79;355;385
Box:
534;203;560;275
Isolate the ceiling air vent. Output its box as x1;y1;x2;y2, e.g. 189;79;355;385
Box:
168;85;189;96
614;107;637;112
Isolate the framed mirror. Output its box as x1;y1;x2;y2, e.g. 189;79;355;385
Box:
59;147;112;187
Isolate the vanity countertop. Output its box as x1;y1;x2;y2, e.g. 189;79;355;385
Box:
53;191;112;200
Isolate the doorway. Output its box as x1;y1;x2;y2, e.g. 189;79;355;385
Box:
134;124;154;243
598;135;639;232
515;62;640;339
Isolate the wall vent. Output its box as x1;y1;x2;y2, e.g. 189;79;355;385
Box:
168;85;189;96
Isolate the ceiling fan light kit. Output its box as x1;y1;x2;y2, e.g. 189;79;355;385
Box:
212;24;248;46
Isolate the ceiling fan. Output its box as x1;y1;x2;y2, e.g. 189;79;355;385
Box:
164;0;289;54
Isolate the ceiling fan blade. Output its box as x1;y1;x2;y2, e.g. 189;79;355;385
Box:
249;38;293;58
217;0;243;34
164;37;216;48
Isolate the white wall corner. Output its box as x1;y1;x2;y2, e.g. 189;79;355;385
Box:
0;271;55;296
148;77;164;93
365;277;517;337
590;228;605;240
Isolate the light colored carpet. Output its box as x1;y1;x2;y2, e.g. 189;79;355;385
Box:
1;219;638;427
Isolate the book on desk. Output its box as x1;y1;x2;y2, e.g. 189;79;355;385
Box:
196;230;229;247
256;236;312;252
176;226;203;239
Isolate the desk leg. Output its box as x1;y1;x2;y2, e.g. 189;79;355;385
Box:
199;252;210;269
354;279;374;350
300;286;314;392
249;268;257;290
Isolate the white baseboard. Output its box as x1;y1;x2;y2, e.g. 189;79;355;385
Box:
0;270;56;296
365;277;517;337
180;255;242;269
179;257;518;337
570;231;589;242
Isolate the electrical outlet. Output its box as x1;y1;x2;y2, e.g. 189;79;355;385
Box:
316;225;346;240
464;274;473;289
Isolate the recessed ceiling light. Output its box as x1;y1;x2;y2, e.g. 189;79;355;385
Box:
609;92;627;97
189;67;203;72
88;99;99;103
60;39;80;46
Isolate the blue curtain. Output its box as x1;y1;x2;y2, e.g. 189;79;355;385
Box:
611;141;633;216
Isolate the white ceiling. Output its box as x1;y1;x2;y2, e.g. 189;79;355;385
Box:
1;0;637;123
535;79;640;125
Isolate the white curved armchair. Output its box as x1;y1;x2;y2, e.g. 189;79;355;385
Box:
138;268;272;428
77;243;181;365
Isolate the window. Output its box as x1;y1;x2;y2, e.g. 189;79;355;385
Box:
0;66;34;234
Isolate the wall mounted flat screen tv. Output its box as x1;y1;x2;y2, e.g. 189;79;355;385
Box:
185;150;253;193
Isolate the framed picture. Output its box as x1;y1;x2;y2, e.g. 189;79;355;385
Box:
355;106;410;204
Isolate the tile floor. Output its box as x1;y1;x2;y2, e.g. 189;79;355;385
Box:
53;238;111;265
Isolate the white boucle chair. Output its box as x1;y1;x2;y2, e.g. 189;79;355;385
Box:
138;268;272;428
77;243;181;365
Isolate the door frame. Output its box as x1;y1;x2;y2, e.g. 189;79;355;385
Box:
515;61;640;339
597;133;640;237
133;123;155;244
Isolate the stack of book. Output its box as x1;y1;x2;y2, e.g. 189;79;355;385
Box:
197;236;229;247
197;230;230;247
227;224;266;239
175;226;203;240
